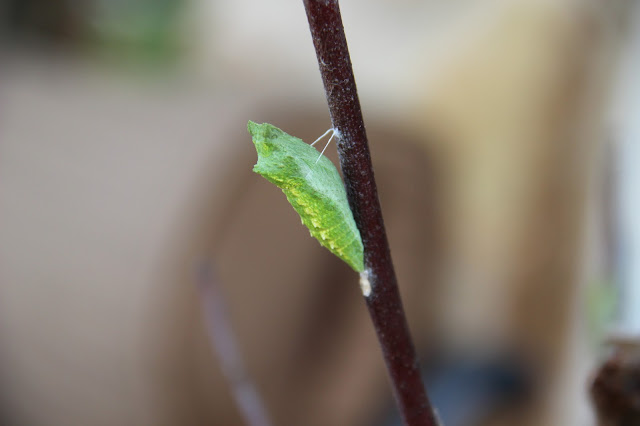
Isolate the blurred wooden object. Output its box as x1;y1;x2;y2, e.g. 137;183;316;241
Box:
408;1;631;425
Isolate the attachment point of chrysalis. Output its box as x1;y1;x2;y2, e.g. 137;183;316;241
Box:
305;127;336;178
310;128;336;164
359;269;372;297
315;130;335;164
310;128;334;147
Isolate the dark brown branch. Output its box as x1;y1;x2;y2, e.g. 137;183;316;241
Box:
302;1;439;425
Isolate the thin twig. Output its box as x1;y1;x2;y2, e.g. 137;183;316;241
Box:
197;262;272;426
302;1;439;425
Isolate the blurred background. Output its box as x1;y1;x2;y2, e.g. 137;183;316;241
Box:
1;0;639;425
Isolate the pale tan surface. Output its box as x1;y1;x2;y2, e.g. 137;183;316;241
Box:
0;53;244;425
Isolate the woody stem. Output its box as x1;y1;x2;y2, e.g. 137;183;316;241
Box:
302;1;439;425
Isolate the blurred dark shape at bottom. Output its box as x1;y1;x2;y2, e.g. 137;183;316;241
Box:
590;337;640;426
381;353;532;426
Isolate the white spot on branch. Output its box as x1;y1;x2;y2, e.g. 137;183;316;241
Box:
359;269;372;297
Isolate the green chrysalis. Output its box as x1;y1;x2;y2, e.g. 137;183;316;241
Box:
248;121;364;272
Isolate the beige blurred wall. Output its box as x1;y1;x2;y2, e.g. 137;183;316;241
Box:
0;53;244;425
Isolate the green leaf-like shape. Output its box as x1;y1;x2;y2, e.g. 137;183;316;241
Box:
248;121;364;272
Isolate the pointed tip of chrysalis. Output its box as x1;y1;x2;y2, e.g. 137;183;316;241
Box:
248;121;268;157
247;120;279;133
248;121;280;147
247;120;261;139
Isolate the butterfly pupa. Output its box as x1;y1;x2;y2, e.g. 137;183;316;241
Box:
248;121;364;272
